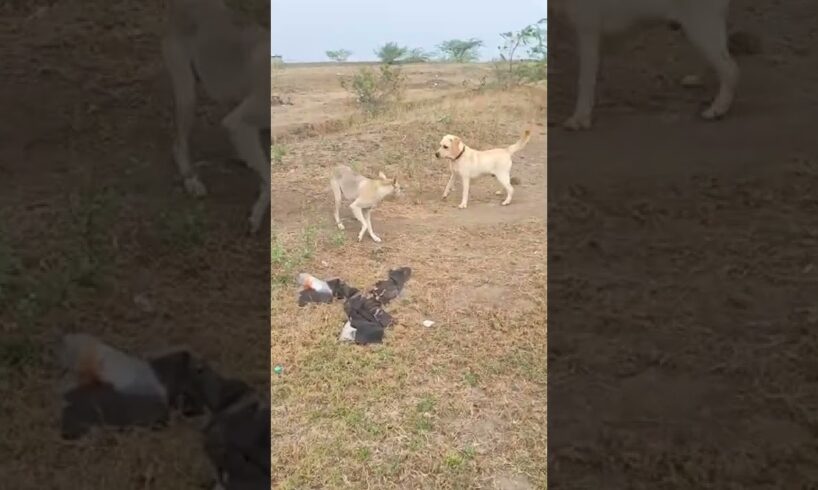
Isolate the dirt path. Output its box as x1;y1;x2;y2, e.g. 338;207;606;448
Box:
273;131;546;238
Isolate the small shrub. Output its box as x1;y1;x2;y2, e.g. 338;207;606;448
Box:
515;61;547;83
339;64;407;114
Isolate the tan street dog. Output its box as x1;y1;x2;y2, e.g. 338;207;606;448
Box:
552;0;738;130
162;0;271;233
435;130;530;209
331;165;402;243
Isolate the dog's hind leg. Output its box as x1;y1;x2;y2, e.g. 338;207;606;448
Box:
564;25;600;130
161;36;207;197
681;9;738;120
349;202;369;242
222;93;269;234
363;209;381;243
496;171;514;206
331;178;345;230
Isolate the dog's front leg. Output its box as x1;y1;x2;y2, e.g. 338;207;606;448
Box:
564;26;600;130
442;172;455;200
349;202;369;241
458;176;470;209
363;209;381;243
222;95;269;234
161;36;207;196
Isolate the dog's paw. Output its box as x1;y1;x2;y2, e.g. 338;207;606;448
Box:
337;222;345;230
371;235;382;243
700;106;727;121
247;217;260;235
563;114;592;131
458;203;468;209
357;234;364;242
501;200;511;206
184;177;208;197
441;194;449;201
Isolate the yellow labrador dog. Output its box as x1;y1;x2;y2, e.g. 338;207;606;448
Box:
553;0;738;130
162;0;271;233
331;165;402;243
435;130;530;209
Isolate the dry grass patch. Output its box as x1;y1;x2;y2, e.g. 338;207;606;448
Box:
272;220;546;488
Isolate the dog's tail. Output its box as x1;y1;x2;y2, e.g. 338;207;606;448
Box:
507;129;532;155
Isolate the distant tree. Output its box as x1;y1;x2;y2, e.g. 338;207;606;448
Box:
436;38;484;63
403;48;434;63
498;19;546;84
325;49;352;63
375;42;408;64
527;18;547;60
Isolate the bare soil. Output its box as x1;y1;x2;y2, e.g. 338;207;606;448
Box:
548;1;818;487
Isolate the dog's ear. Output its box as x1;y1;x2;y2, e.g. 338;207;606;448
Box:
378;171;387;180
451;136;462;154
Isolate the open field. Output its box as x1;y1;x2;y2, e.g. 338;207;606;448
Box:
271;63;496;137
271;63;547;488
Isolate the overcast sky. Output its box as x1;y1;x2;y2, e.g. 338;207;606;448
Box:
271;0;547;62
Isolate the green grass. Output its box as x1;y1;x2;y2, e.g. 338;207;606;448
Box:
416;396;436;414
444;446;476;470
464;370;480;387
271;226;317;285
271;144;287;165
157;202;207;250
0;336;41;372
0;232;22;305
0;188;122;328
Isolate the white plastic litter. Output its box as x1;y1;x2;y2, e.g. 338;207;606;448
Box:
338;321;356;342
58;333;167;399
422;320;435;328
296;273;332;294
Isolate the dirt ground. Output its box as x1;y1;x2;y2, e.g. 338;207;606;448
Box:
1;1;269;488
271;62;547;488
548;1;818;487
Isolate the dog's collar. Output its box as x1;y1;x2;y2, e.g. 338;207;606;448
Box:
453;146;466;161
